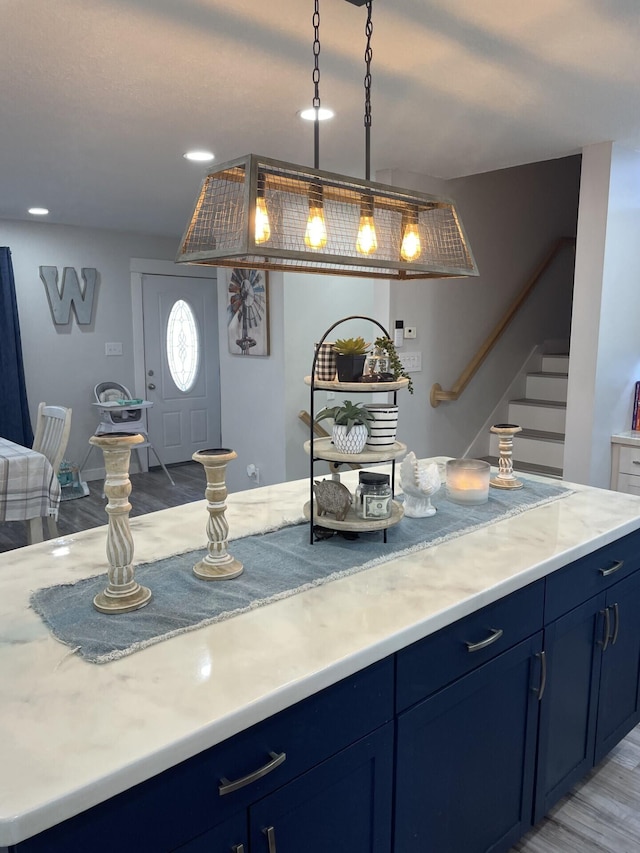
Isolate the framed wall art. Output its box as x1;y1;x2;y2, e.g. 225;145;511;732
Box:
226;268;270;356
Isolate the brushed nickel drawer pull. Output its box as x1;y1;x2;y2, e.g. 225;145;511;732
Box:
263;826;277;853
466;627;503;652
610;602;620;645
219;751;286;796
599;608;610;651
535;650;547;701
600;559;624;577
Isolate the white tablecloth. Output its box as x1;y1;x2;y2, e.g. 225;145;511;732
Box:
0;437;61;521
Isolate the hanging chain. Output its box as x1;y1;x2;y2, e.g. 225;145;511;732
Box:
312;0;321;168
312;0;321;111
364;0;373;179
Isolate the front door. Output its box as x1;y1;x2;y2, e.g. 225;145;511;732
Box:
141;273;220;465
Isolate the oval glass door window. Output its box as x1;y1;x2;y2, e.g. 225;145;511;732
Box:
166;299;200;392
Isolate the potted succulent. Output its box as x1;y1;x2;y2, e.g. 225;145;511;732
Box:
333;336;370;382
373;335;414;394
315;399;374;454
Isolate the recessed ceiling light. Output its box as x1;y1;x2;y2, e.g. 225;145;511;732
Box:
28;207;49;215
298;107;335;121
184;150;215;162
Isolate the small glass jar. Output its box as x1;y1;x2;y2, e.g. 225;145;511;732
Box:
354;472;392;519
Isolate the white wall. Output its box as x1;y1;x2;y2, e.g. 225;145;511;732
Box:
283;274;389;484
387;156;581;460
0;219;176;469
564;142;640;487
216;269;287;494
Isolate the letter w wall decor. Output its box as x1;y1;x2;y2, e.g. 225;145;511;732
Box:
40;266;98;326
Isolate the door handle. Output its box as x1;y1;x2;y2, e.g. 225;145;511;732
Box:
263;826;277;853
465;627;503;653
219;751;286;795
599;559;624;577
599;608;610;651
147;383;156;390
610;602;620;645
535;650;547;701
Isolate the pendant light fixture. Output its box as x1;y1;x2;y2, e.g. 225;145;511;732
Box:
177;1;478;280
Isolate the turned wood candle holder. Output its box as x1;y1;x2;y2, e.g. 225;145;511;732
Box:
91;432;152;614
490;423;523;490
192;448;243;581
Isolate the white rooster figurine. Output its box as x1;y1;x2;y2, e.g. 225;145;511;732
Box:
400;452;441;517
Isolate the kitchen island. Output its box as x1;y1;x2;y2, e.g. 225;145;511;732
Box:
2;462;640;852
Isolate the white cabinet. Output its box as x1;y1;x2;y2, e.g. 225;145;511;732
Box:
610;432;640;494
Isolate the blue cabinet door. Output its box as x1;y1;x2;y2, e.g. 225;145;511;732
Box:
395;635;542;853
595;570;640;762
534;593;605;822
248;724;393;853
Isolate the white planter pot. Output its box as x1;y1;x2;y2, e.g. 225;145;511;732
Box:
364;404;398;451
332;424;368;454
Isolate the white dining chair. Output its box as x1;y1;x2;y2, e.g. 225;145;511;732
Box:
32;402;72;539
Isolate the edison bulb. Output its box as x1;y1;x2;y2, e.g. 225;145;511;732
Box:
255;197;271;244
304;207;327;249
401;221;421;261
356;215;378;255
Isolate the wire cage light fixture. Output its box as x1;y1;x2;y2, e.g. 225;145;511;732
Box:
177;1;478;281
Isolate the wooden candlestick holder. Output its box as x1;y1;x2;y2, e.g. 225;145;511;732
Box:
91;432;152;614
490;424;523;489
192;448;243;581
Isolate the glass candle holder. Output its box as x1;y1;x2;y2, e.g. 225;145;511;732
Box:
446;458;491;505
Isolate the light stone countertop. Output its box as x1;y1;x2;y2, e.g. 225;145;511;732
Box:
611;431;640;445
2;461;640;846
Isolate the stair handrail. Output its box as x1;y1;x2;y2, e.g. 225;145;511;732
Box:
430;236;576;408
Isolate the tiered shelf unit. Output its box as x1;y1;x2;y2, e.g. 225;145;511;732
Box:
305;316;409;544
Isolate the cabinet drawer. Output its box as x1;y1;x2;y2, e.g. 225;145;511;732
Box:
618;445;640;475
396;580;544;712
616;472;640;496
545;529;640;623
17;658;393;853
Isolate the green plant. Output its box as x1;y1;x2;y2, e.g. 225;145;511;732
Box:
333;336;370;356
315;400;374;435
374;336;414;394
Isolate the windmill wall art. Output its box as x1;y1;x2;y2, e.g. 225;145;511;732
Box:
226;268;270;356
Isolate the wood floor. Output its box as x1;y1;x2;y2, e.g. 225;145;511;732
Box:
3;465;640;850
511;724;640;853
0;462;205;552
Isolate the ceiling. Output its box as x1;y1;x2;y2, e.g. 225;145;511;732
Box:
3;0;640;240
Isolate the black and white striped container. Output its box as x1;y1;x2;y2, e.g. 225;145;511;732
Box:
364;404;399;451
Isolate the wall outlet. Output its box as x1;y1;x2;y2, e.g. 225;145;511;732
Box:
326;391;336;401
105;342;123;356
404;327;417;339
399;352;422;372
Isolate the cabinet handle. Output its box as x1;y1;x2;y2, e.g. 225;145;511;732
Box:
219;751;286;796
599;608;610;651
610;602;620;645
263;826;277;853
232;846;245;853
599;559;624;577
466;627;503;653
535;650;547;701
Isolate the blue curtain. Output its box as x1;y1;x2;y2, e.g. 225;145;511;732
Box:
0;247;33;445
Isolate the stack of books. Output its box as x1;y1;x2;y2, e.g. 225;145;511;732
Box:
632;382;640;431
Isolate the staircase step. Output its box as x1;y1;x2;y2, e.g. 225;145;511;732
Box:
484;456;563;480
508;398;566;433
490;428;565;468
541;354;570;374
525;372;568;403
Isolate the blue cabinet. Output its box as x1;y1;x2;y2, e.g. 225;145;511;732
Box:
395;635;542;853
536;534;640;821
394;581;545;853
249;725;393;853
